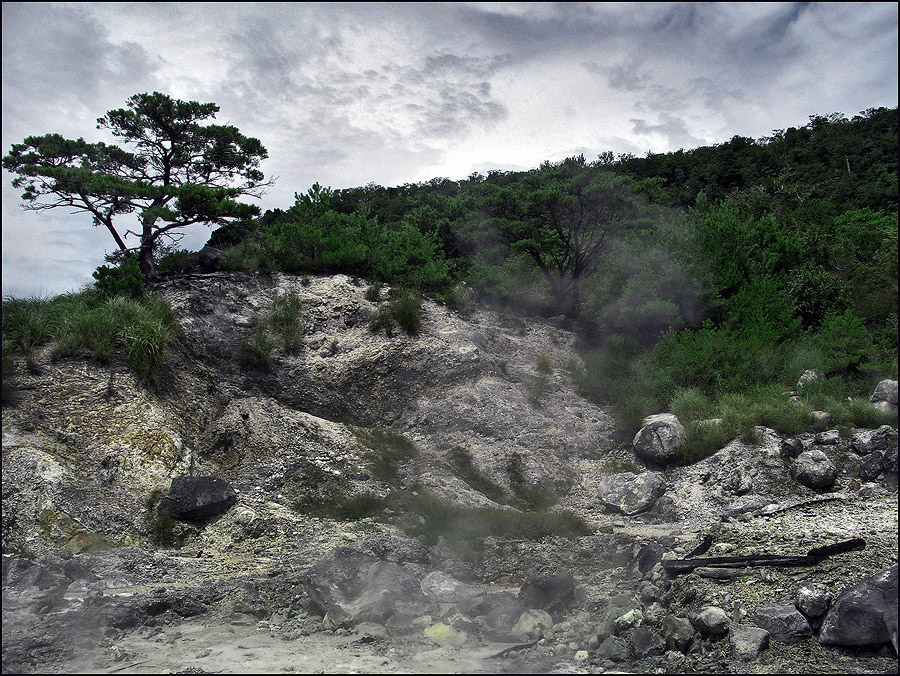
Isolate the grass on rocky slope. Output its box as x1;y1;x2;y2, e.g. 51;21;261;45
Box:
2;289;177;389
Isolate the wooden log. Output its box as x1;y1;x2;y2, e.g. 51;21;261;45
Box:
662;538;866;575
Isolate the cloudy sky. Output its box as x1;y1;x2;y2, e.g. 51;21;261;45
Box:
2;2;897;297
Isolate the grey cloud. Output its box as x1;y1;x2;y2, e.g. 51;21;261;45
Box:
583;61;650;93
630;115;704;149
2;3;158;106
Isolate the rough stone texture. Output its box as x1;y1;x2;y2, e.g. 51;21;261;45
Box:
851;426;899;455
596;635;630;661
795;583;832;620
420;571;484;604
790;450;838;489
731;624;770;661
597;472;666;516
661;614;695;652
819;565;899;648
779;438;805;459
510;608;553;641
859;451;885;482
870;379;898;412
632;414;685;467
156;476;237;521
516;573;575;617
301;549;434;623
3;271;900;676
754;603;813;643
691;606;730;635
626;625;665;657
814;430;841;446
797;369;825;390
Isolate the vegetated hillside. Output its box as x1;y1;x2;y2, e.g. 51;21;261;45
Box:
204;106;897;435
1;107;897;674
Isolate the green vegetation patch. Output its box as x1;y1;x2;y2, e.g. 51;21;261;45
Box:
354;427;420;483
237;294;304;367
2;290;176;385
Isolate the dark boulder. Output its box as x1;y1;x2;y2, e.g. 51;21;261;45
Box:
819;565;898;649
156;476;237;521
517;572;575;617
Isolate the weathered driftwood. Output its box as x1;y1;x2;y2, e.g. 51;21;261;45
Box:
663;538;866;575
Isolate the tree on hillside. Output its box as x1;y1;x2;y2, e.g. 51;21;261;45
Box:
482;155;646;318
3;92;272;282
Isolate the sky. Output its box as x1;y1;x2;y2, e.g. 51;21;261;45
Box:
2;2;897;298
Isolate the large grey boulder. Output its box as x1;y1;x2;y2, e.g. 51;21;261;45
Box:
790;450;837;489
156;476;237;521
870;379;898;412
632;414;685;466
819;565;898;649
597;472;666;516
302;549;434;624
690;606;730;635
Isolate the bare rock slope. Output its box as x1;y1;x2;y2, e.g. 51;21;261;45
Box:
2;271;897;674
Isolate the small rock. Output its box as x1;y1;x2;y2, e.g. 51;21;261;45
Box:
691;606;730;635
730;623;770;661
814;429;841;445
753;603;812;643
511;609;553;641
661;615;695;652
795;583;832;619
851;426;898;454
423;622;467;646
859;452;885;482
596;635;630;662
780;438;805;459
797;369;825;391
808;411;834;433
597;472;666;516
573;650;589;662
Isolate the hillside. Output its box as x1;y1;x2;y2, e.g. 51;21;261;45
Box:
2;271;897;673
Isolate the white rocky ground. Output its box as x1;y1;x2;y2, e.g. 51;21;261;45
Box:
2;271;897;674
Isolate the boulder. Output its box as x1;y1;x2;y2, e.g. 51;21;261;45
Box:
625;542;665;579
510;608;553;641
790;450;837;489
691;606;730;635
779;437;805;459
661;614;695;652
814;430;841;445
851;426;898;455
302;549;433;624
753;603;812;643
819;565;898;648
517;573;575;616
870;379;898;412
632;414;685;466
597;472;666;516
859;451;885;482
420;571;484;604
626;625;665;657
156;476;237;521
596;635;630;661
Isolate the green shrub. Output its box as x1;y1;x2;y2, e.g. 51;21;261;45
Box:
441;282;477;315
818;309;873;374
2;336;14;405
668;388;715;423
388;288;422;335
676;419;734;465
365;282;383;302
92;256;146;297
355;427;419;483
330;493;386;521
368;304;395;337
266;295;304;351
